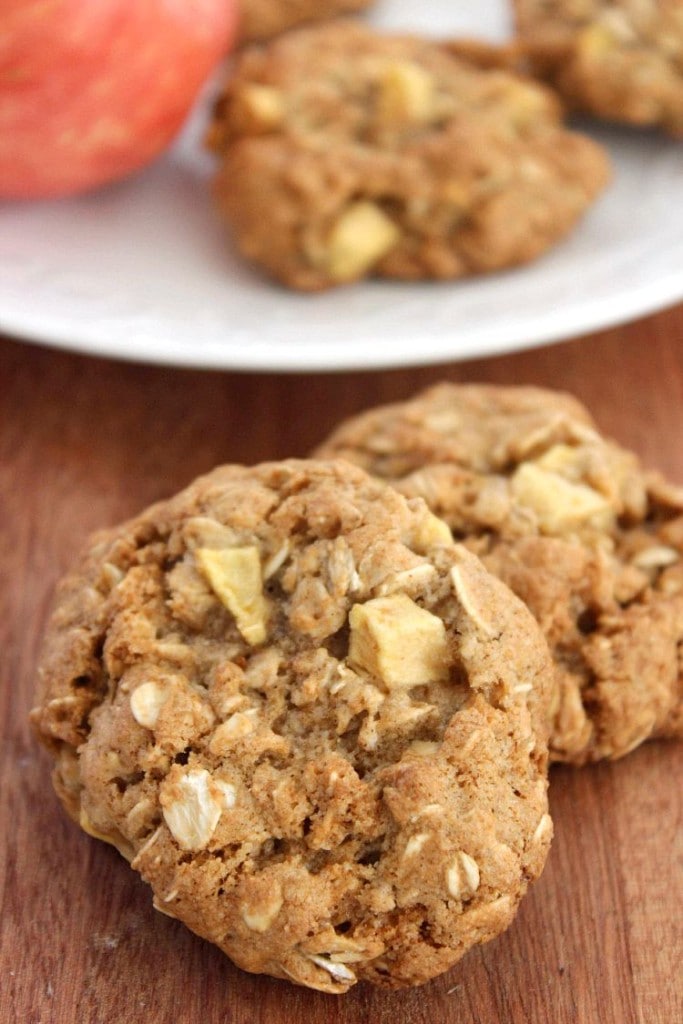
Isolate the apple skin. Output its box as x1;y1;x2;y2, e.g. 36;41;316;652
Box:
0;0;239;198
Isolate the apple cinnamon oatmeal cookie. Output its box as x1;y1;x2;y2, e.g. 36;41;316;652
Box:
206;20;610;290
314;385;683;766
512;0;683;135
31;459;554;991
239;0;373;45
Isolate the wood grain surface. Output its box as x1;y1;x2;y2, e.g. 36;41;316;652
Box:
1;309;682;1024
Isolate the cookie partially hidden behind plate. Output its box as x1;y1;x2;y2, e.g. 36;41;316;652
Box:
207;20;611;290
239;0;374;44
31;459;553;991
513;0;683;136
315;385;683;766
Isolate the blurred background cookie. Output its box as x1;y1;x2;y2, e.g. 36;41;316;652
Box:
513;0;683;135
239;0;374;43
207;20;610;290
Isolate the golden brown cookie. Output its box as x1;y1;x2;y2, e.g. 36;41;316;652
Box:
314;385;683;766
31;459;554;991
207;20;611;290
239;0;373;44
513;0;683;135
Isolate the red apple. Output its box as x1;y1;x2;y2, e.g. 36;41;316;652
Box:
0;0;239;198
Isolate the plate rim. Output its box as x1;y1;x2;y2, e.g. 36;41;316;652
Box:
1;269;681;373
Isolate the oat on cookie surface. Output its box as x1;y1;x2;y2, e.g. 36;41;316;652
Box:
513;0;683;135
206;20;610;291
314;385;683;766
239;0;373;44
31;459;553;992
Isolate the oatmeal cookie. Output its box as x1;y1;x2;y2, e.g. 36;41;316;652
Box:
512;0;683;135
206;21;610;291
314;386;683;765
239;0;373;45
31;459;553;991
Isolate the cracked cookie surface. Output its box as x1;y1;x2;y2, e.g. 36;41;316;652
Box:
207;20;610;290
513;0;683;135
31;459;553;991
314;385;683;765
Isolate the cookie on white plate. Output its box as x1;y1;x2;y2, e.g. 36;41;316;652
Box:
513;0;683;135
207;20;610;290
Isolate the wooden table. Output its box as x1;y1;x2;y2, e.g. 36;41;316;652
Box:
2;307;682;1024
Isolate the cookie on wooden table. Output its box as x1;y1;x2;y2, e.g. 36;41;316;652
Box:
207;20;611;290
314;385;683;765
31;459;554;992
513;0;683;135
240;0;374;44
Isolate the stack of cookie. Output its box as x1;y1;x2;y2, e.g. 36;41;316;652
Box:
206;3;681;289
31;383;683;992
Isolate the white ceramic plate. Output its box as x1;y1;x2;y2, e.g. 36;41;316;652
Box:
1;0;682;372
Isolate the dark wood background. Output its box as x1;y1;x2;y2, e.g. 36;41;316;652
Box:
2;306;682;1023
